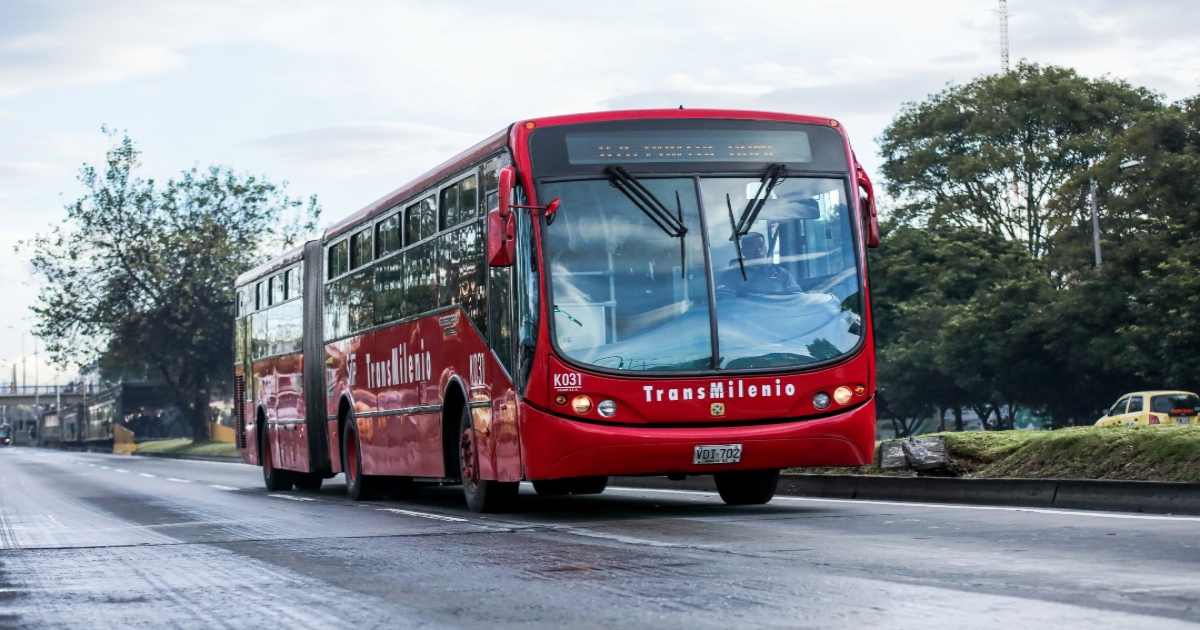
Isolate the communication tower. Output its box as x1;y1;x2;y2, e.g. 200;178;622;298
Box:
999;0;1010;72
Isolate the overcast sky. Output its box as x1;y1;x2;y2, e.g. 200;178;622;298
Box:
1;0;1197;384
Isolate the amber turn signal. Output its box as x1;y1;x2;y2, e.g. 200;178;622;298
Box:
555;395;567;405
571;395;593;414
854;384;866;396
833;386;854;405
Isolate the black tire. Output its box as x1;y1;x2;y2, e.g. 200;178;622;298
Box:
714;469;780;505
459;406;518;513
533;476;608;496
342;418;381;501
293;473;323;492
261;425;293;492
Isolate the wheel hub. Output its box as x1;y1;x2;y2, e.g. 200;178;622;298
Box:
459;429;477;487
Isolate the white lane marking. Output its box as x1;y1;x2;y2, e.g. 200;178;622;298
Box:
268;494;315;502
607;486;1200;523
99;466;111;469
377;508;467;522
209;484;238;491
114;468;130;473
138;473;156;478
166;478;194;484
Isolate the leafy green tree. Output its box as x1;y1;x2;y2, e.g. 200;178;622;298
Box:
23;131;319;441
1079;94;1200;389
869;224;1047;433
879;63;1161;258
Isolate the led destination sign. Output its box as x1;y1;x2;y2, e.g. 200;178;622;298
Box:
564;130;813;165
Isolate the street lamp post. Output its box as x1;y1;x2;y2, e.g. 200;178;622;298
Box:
1090;177;1101;267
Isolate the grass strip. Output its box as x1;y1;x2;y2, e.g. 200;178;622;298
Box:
134;439;239;458
791;425;1200;482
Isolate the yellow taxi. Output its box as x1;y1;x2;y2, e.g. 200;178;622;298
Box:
1096;390;1200;427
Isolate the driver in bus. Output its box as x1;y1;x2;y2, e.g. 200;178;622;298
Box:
716;231;801;298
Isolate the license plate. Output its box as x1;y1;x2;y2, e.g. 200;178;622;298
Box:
694;444;742;465
1175;417;1192;424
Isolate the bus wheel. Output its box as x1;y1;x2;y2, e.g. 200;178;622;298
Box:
261;429;293;492
342;419;380;501
293;473;323;492
714;469;780;505
533;476;608;496
458;407;518;513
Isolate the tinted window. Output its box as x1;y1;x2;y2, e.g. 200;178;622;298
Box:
273;275;286;305
404;239;439;315
443;220;486;326
376;211;402;258
483;157;501;192
347;268;374;332
1128;396;1144;413
1151;394;1200;413
289;266;302;300
461;175;478;222
440;183;460;229
324;277;350;341
406;196;436;244
1112;397;1130;414
350;228;373;269
328;240;349;279
374;252;407;324
440;175;481;225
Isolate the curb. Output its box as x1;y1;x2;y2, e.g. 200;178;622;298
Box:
611;474;1200;516
132;451;242;464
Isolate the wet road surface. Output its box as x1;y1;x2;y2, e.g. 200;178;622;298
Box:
2;446;1199;628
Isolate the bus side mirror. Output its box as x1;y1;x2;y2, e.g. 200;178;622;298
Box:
857;163;881;249
489;166;518;267
488;209;516;267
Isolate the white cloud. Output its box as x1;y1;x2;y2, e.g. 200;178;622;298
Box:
255;121;480;179
0;161;70;179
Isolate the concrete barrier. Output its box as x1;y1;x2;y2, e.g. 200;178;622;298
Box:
611;474;1200;516
112;425;136;456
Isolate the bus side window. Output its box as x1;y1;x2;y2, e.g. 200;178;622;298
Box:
327;240;348;279
349;227;373;270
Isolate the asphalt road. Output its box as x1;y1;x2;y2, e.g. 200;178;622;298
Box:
2;447;1199;629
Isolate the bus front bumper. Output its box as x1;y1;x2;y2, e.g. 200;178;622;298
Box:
520;398;875;480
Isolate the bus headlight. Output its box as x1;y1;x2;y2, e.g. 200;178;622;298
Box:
597;399;617;417
813;392;831;409
571;395;593;415
833;386;854;405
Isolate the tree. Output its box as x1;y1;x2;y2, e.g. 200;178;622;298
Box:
23;131;319;441
868;223;1047;433
879;63;1161;259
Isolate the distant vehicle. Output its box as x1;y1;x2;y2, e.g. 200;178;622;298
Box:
0;424;11;446
1096;391;1200;426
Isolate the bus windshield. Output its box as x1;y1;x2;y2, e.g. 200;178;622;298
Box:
542;175;862;371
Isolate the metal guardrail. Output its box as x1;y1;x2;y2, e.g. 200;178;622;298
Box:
0;385;93;396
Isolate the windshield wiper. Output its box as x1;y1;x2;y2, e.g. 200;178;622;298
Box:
605;166;689;278
727;163;787;280
732;163;787;238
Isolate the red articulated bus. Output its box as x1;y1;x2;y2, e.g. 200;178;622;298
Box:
233;109;881;512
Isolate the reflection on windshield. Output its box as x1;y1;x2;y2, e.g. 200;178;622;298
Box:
703;177;861;368
542;178;712;371
543;175;862;372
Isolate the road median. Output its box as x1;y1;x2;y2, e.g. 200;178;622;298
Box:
611;473;1200;515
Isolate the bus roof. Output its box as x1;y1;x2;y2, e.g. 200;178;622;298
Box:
237;109;851;288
